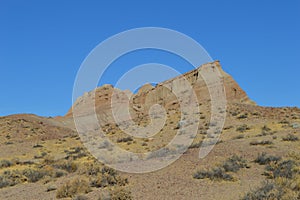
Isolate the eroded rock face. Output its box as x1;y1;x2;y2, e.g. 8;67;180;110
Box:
66;61;253;122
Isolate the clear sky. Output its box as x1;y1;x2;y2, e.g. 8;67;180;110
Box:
0;0;299;117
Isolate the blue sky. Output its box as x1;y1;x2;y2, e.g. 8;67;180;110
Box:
0;0;299;117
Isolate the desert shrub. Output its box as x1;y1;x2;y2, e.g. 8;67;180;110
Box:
236;124;251;133
72;195;89;200
259;125;274;136
43;155;55;164
282;134;299;142
254;153;281;165
0;160;13;168
91;173;117;188
222;155;249;172
117;136;133;143
65;147;88;160
0;176;15;188
230;111;240;116
84;162;102;176
33;144;43;148
54;170;66;178
21;160;35;165
141;142;148;146
46;185;57;192
224;125;234;130
147;148;172;159
98;140;110;149
237;113;248;119
262;125;271;132
233;134;244;140
193;167;234;181
243;155;300;199
0;168;49;188
194;155;249;181
22;168;48;182
250;140;273;146
56;178;91;198
53;160;78;173
189;141;202;149
110;187;132;200
279;120;290;124
5;141;13;145
252;112;259;116
0;170;23;188
101;166;117;176
242;176;300;199
242;181;284;200
90;166;128;188
264;160;297;179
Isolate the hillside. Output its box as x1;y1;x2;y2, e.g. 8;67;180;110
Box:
0;61;300;199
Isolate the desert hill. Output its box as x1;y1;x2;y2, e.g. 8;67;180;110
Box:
0;61;299;199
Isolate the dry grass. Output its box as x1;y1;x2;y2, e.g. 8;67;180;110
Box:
56;178;91;198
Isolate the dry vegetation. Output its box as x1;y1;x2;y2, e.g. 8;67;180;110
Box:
0;63;300;199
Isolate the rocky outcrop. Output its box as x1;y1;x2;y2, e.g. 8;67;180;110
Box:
66;61;254;122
